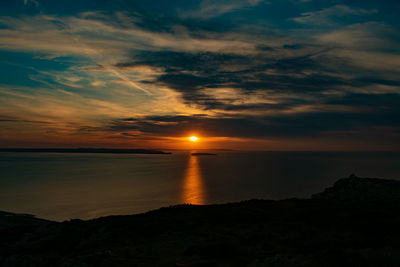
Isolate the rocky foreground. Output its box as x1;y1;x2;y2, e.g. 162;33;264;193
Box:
1;175;400;266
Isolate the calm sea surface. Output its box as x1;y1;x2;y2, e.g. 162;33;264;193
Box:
1;151;400;221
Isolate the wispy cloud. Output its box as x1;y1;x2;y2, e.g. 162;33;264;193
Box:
179;0;265;19
23;0;39;7
293;5;377;26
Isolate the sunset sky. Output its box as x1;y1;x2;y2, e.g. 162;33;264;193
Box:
0;0;399;150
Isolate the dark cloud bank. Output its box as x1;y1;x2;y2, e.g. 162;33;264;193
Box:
112;44;400;145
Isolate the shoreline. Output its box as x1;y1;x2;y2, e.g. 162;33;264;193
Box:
0;148;172;154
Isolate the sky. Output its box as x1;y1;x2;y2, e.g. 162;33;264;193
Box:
0;0;399;150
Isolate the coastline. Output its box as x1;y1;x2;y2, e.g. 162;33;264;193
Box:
0;148;172;155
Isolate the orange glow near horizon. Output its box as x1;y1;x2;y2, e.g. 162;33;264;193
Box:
2;132;391;152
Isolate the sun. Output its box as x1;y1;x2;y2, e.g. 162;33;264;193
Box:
189;136;198;142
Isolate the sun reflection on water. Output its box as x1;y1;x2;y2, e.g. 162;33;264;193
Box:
182;154;205;204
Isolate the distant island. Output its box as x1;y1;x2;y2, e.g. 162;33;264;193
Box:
0;148;172;154
1;175;400;266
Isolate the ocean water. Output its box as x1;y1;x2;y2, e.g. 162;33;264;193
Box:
1;151;400;221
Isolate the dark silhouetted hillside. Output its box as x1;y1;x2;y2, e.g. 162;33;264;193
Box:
1;175;400;266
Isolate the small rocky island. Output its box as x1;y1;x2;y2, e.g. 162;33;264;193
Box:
1;175;400;266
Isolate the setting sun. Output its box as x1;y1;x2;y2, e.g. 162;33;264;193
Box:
189;136;198;142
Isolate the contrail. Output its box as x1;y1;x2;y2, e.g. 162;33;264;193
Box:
69;35;153;95
49;17;153;95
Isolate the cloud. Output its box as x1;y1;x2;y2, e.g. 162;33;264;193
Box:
0;13;262;60
0;3;399;149
317;22;400;52
179;0;265;19
114;48;396;112
314;22;400;79
293;5;377;26
107;95;400;140
23;0;39;7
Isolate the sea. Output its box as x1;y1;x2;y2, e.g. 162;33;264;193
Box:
1;151;400;221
